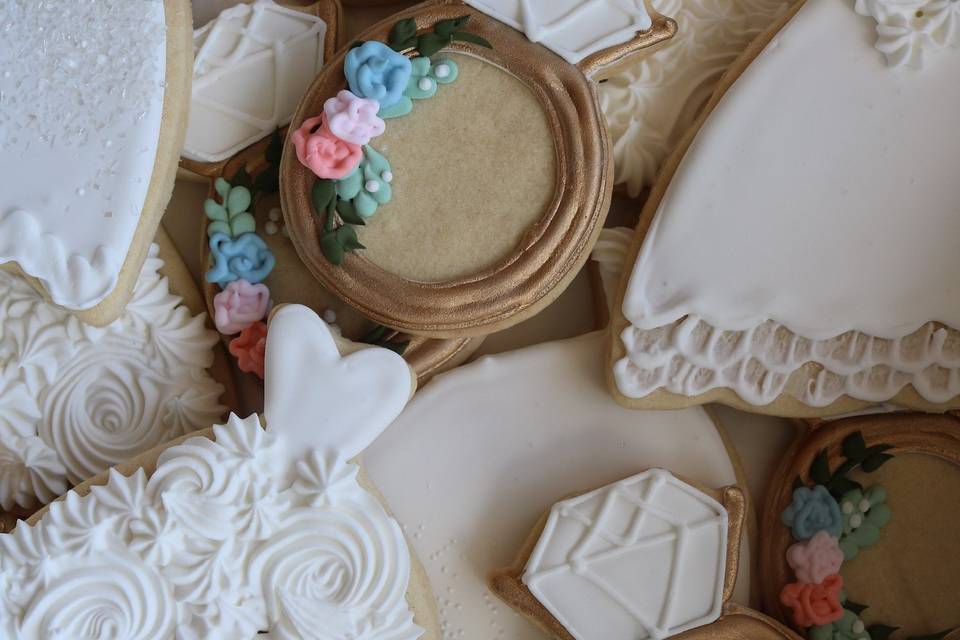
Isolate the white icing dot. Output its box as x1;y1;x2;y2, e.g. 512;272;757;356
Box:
434;63;451;79
850;514;863;529
381;170;393;183
418;77;433;92
268;207;282;222
365;180;380;193
841;501;854;514
76;188;85;196
858;499;871;513
322;309;337;324
852;621;865;634
264;221;279;235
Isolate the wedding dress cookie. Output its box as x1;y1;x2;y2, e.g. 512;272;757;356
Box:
610;0;960;416
0;232;226;525
761;414;960;638
0;305;439;639
181;0;342;170
280;0;676;337
0;0;191;324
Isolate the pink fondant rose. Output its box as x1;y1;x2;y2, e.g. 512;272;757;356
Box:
229;321;268;379
213;279;270;334
780;574;844;628
291;115;362;180
323;90;385;146
786;530;844;585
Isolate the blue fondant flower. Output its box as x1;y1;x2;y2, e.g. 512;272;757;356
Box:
782;485;843;541
345;41;412;108
206;232;276;288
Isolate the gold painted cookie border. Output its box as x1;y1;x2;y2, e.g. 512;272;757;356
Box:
280;0;675;338
0;0;193;326
179;0;346;180
199;135;484;385
759;413;960;636
605;0;960;417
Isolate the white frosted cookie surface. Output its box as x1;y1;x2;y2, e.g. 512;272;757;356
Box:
0;0;167;309
616;0;960;406
0;245;225;511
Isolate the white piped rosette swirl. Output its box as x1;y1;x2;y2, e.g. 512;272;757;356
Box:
0;306;425;639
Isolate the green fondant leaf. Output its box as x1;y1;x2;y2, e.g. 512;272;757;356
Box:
337;200;366;226
861;453;895;473
360;325;388;344
229;212;257;237
842;432;867;460
336;224;365;252
312;180;337;216
233;167;254;192
207;220;231;238
451;30;493;49
215;177;231;199
865;443;895;457
336;167;363;201
320;230;344;265
265;130;283;166
868;624;900;640
429;58;459;84
844;601;869;616
379;96;413;119
204;200;228;222
417;32;449;58
254;168;280;194
389;18;418;51
410;56;432;75
792;476;805;491
227;185;252;216
349;40;364;50
829;477;863;501
810;449;831;486
405;73;438;100
434;15;470;38
907;630;956;640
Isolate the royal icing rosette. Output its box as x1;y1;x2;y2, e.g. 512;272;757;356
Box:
0;305;437;639
611;0;960;415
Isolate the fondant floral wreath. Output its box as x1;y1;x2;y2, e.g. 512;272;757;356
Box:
293;15;491;265
779;431;953;640
201;133;408;379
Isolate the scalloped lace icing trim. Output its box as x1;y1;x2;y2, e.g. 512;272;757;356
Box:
615;316;960;407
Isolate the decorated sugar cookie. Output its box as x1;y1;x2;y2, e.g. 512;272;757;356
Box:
491;469;800;640
0;305;439;639
280;0;676;338
0;0;191;324
181;0;342;171
0;231;227;530
761;414;960;639
199;131;483;383
610;0;960;416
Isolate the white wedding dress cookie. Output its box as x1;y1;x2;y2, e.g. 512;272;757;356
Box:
614;0;960;413
184;0;328;163
0;0;183;313
0;244;224;512
0;305;428;640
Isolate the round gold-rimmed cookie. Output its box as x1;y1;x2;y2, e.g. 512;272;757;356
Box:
280;0;675;338
760;414;960;639
199;133;483;384
179;0;345;179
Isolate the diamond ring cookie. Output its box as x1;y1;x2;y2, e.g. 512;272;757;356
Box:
760;414;960;640
280;0;676;338
609;0;960;416
0;305;440;639
0;227;232;533
180;0;344;175
0;0;192;325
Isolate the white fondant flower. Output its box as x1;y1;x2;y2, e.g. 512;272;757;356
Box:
17;551;176;640
293;450;361;507
0;435;67;511
129;506;184;567
856;0;959;67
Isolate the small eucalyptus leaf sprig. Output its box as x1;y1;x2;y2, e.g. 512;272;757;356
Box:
387;14;492;56
230;129;283;201
795;431;895;500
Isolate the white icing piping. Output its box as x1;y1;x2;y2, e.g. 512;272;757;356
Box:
855;0;960;68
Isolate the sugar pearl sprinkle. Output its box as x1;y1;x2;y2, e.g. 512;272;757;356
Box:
418;77;433;92
434;63;451;78
365;179;380;193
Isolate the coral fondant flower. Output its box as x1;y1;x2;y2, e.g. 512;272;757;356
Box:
782;485;843;541
838;486;891;560
213;280;271;335
780;574;844;628
291;116;363;180
787;530;844;585
344;41;412;108
229;322;268;379
322;90;385;146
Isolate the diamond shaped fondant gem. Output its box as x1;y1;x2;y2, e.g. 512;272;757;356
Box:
523;469;728;640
